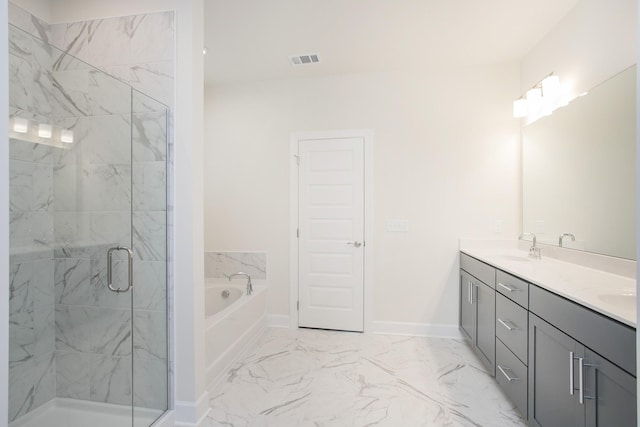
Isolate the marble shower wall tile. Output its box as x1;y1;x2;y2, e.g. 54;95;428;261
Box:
9;352;55;422
204;252;267;280
9;260;55;315
132;111;168;162
10;3;173;414
10;159;53;212
134;357;168;409
8;2;51;42
9;305;55;364
50;11;174;107
55;305;132;356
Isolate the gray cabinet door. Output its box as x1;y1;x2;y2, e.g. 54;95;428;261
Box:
529;314;585;427
476;280;495;375
585;349;637;427
459;270;475;343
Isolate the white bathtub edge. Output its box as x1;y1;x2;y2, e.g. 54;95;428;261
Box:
205;312;267;390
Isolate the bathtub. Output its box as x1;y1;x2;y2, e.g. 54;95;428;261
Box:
204;280;267;388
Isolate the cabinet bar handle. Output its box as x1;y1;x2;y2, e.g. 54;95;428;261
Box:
498;318;518;331
578;357;584;404
569;351;575;396
498;282;519;292
498;365;519;382
468;281;472;304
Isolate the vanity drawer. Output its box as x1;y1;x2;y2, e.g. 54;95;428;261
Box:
496;339;528;418
529;284;636;376
496;270;529;308
460;253;495;288
496;293;528;364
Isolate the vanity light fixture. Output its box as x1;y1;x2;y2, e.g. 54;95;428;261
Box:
513;72;565;121
9;119;75;147
11;117;29;133
38;123;52;138
60;129;74;144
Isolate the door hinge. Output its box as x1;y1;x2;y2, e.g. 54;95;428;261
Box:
297;301;299;311
297;228;299;238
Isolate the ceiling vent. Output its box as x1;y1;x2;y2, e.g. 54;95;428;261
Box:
289;54;320;66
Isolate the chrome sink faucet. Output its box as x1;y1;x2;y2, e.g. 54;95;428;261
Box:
228;272;253;295
559;233;576;247
519;233;541;259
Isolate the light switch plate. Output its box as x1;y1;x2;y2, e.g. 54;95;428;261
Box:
386;219;409;232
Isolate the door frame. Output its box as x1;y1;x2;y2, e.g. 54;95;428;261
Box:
289;129;374;332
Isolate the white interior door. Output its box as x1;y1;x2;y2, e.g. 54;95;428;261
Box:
297;136;365;332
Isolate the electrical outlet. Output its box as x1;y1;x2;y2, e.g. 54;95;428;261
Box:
494;219;504;234
535;220;545;234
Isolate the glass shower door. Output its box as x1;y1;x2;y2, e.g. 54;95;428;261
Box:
130;89;169;427
9;23;137;426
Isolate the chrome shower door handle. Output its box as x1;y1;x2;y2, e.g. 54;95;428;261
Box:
107;246;134;293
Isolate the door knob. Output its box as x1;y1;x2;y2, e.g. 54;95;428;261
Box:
347;241;362;247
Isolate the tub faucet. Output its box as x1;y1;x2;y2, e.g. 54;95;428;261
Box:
228;272;253;295
519;233;541;259
559;233;576;247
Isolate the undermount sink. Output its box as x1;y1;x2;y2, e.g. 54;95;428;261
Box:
597;292;636;308
497;254;532;263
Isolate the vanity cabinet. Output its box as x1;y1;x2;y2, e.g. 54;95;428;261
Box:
459;254;496;375
529;285;636;427
459;250;637;426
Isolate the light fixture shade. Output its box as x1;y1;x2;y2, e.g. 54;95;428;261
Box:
12;117;29;133
513;98;528;118
526;87;542;103
38;123;52;138
542;75;560;98
60;129;74;143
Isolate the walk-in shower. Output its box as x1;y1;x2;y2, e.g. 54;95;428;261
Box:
8;21;169;427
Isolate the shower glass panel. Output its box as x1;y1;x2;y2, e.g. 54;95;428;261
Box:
131;89;169;427
8;23;168;427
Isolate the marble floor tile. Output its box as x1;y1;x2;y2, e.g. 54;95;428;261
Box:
206;328;527;427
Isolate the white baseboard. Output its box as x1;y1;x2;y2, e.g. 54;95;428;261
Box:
267;314;290;328
174;391;211;427
371;321;462;338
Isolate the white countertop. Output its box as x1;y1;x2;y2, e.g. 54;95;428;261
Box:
460;246;637;328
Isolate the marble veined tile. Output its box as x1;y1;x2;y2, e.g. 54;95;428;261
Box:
9;352;55;422
133;162;167;212
133;212;166;262
205;252;267;280
10;159;53;212
133;357;168;410
133;261;167;311
54;258;91;305
9;2;51;43
207;329;527;427
132;111;168;162
90;355;132;405
55;350;94;400
105;61;174;108
10;260;54;315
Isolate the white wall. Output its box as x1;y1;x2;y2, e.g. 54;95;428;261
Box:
521;0;636;98
1;1;10;425
204;64;521;328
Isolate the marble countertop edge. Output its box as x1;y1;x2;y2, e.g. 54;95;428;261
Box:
459;241;637;328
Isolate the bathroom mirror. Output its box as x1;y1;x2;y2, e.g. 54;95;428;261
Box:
522;64;636;260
